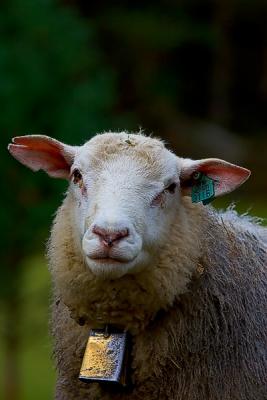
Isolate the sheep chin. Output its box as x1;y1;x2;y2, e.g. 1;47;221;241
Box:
85;251;149;279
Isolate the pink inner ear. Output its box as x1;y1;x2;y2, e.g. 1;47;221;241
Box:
12;135;64;152
198;161;251;196
8;136;71;178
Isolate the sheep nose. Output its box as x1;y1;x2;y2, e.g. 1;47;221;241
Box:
92;225;129;247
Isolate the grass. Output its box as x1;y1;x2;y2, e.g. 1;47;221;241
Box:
0;255;56;400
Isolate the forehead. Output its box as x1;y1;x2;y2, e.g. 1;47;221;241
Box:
75;132;179;179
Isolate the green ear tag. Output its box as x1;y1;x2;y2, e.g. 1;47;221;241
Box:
191;173;215;205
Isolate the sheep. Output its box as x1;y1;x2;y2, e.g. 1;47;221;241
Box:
8;132;267;400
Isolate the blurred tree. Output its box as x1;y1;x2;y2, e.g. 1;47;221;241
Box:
0;1;117;399
67;0;267;135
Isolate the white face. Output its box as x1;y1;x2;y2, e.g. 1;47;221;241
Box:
70;133;181;279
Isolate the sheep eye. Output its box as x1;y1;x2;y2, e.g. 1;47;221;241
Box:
165;182;177;194
151;192;164;208
72;169;83;184
151;183;177;207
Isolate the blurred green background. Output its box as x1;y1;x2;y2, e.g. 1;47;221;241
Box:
1;0;267;399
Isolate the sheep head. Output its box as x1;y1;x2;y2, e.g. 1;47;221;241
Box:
8;132;250;279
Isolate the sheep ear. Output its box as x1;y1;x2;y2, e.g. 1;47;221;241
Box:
180;158;251;198
8;135;76;179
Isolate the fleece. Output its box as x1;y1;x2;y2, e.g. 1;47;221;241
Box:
49;195;267;400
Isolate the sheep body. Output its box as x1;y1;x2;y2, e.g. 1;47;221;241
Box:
8;132;267;399
49;196;267;400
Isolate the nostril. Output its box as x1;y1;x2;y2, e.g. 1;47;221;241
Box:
92;225;107;238
92;225;129;247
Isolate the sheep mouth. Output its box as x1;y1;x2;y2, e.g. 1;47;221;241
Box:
85;251;145;278
87;255;131;264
